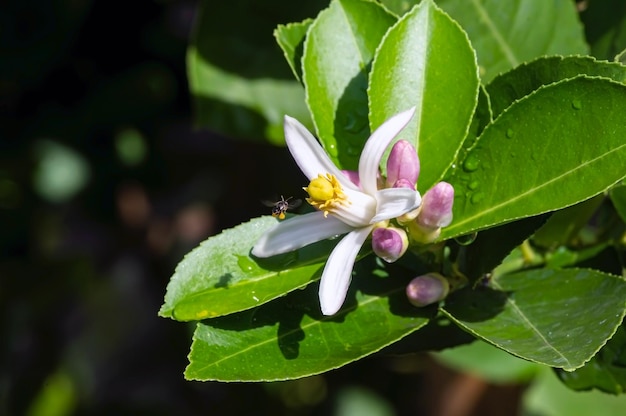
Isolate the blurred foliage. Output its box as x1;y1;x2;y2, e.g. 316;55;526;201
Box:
4;0;626;415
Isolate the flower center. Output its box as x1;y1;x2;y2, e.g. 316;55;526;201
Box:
304;173;350;217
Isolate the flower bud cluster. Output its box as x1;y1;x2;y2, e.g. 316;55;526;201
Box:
367;140;455;306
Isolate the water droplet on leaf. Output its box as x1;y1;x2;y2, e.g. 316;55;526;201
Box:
463;155;479;172
236;255;258;273
468;180;479;190
327;143;338;157
470;192;484;204
571;99;582;110
455;232;478;246
506;129;514;139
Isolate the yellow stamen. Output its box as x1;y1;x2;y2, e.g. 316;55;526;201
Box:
304;173;350;217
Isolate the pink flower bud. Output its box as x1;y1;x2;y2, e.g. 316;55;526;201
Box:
417;181;454;229
372;226;408;263
341;170;360;187
406;273;450;307
386;140;420;189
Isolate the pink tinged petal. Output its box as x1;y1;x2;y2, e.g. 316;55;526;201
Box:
371;188;421;223
341;170;360;187
252;211;354;258
417;181;455;228
372;227;408;263
392;178;416;189
358;107;416;195
319;225;373;315
406;273;450;307
283;116;359;191
386;140;420;188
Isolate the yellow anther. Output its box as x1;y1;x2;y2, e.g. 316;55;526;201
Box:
304;173;349;217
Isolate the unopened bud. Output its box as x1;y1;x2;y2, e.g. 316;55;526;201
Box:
386;140;420;189
417;181;454;229
406;273;450;307
372;226;408;263
341;170;360;187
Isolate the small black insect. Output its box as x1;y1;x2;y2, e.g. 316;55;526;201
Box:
263;196;302;220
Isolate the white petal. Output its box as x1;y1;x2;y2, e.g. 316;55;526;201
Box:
284;116;359;191
330;188;377;228
252;212;354;258
371;188;422;223
319;225;373;315
358;107;416;195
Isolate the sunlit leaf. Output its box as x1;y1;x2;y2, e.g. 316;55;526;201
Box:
185;259;432;381
441;77;626;240
437;0;588;82
368;0;479;192
303;0;396;170
159;217;332;321
442;268;626;370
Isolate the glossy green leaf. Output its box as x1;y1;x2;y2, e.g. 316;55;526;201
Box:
368;0;479;192
441;77;626;240
437;0;588;82
487;56;626;118
159;217;332;321
556;324;626;394
442;268;626;370
274;19;313;83
303;0;396;170
185;261;433;381
188;0;323;144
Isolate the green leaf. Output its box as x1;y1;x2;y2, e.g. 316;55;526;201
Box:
580;0;626;61
159;217;332;321
188;0;325;144
437;0;589;82
185;260;432;381
274;19;313;83
556;323;626;394
368;0;479;192
523;366;626;416
458;215;548;283
303;0;396;170
378;0;419;15
435;340;541;383
441;76;626;240
532;195;605;249
487;56;626;118
442;268;626;370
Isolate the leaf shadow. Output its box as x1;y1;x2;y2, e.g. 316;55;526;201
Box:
214;273;234;289
331;67;372;171
442;285;511;322
199;283;322;360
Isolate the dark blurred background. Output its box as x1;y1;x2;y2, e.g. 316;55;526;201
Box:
0;1;538;415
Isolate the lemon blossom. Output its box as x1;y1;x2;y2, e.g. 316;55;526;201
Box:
252;108;421;315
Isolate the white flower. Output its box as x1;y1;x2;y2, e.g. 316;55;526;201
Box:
252;108;421;315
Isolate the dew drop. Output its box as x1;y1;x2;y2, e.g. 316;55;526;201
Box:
327;143;339;157
571;99;582;110
236;255;257;273
506;128;514;139
470;192;485;204
463;155;479;172
468;180;479;190
455;232;478;246
346;146;361;156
